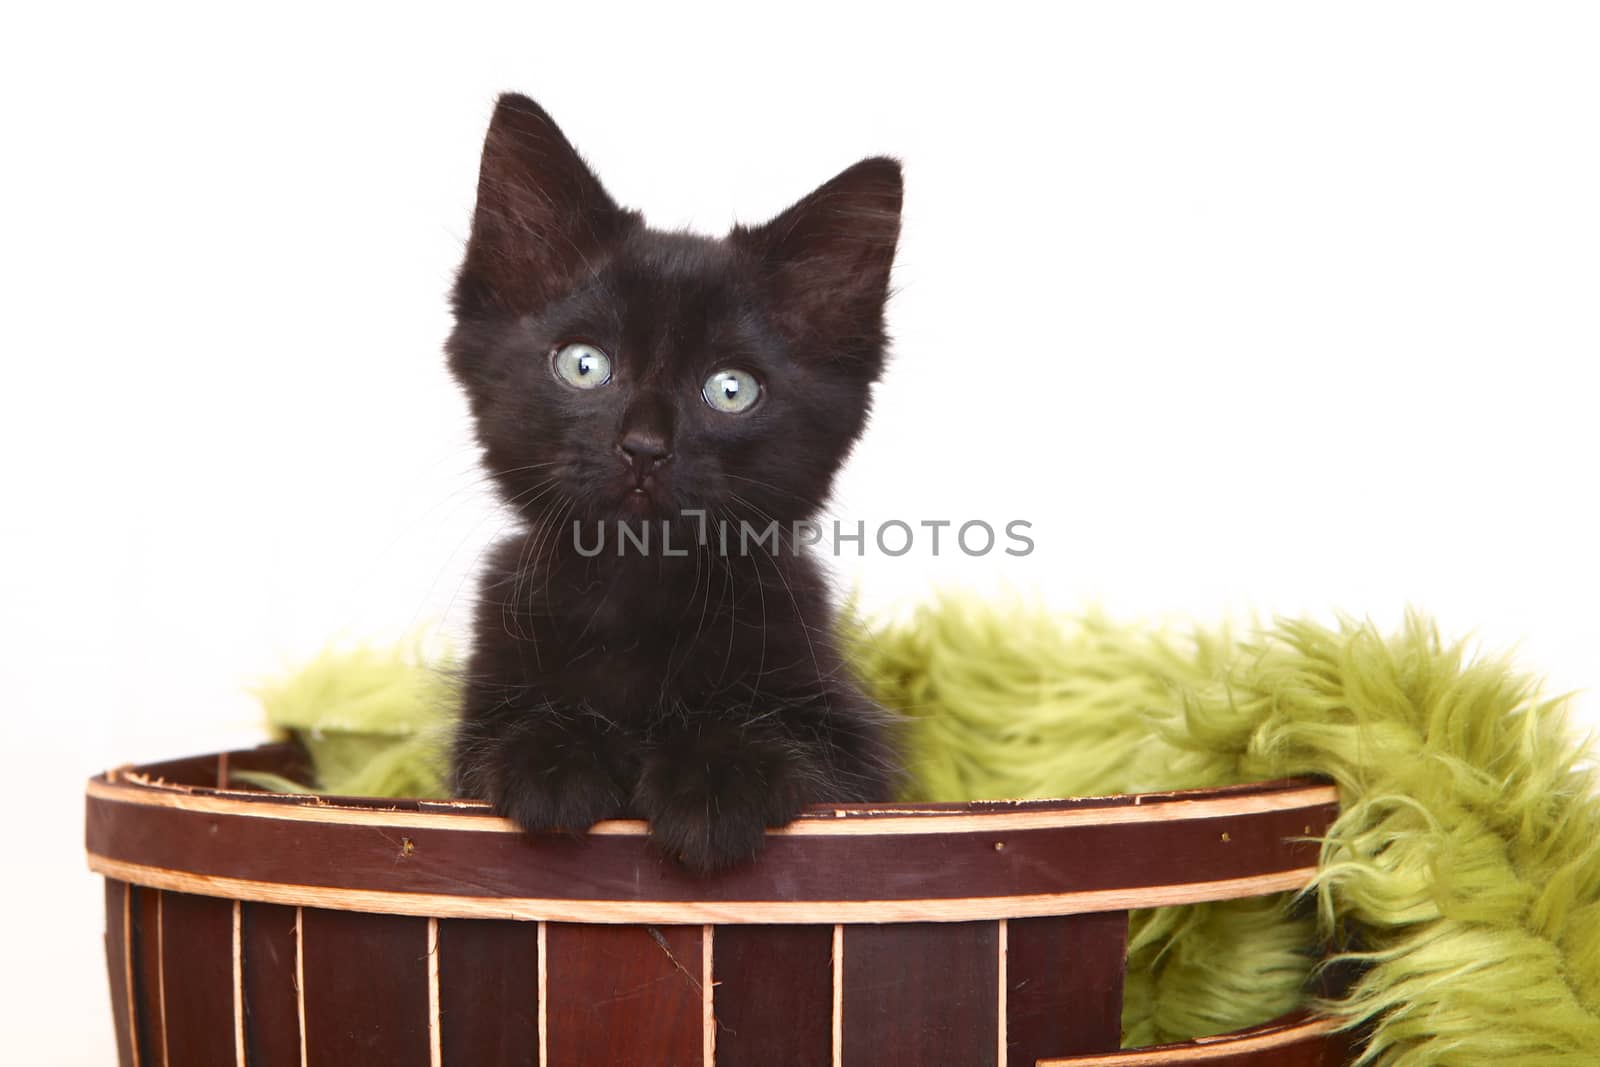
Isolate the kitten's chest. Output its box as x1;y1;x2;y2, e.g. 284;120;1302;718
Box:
530;604;818;716
476;537;832;718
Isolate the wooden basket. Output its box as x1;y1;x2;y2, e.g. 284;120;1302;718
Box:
85;744;1352;1066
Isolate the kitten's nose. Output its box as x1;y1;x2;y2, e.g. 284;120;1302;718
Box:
618;428;672;475
617;396;674;481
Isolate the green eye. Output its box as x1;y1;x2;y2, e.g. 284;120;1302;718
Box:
703;369;761;414
552;343;612;388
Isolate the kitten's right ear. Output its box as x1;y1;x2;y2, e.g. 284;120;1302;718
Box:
731;157;902;370
453;94;632;318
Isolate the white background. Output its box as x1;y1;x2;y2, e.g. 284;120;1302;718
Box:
3;3;1597;1062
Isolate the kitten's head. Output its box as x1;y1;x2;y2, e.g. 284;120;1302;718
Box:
447;94;901;531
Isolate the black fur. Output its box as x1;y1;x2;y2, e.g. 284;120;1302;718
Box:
447;94;902;873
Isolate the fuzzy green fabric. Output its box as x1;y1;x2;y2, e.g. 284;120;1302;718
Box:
251;604;1600;1064
247;641;455;799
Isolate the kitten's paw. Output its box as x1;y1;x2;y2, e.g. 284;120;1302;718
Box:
497;755;629;836
640;781;777;875
459;721;635;836
634;726;816;875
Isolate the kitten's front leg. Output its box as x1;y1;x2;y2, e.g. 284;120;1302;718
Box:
633;700;893;874
453;699;639;835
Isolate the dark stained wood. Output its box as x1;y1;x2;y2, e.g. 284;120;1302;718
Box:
129;886;167;1067
1323;1021;1360;1065
241;902;302;1067
118;751;231;788
1040;1013;1353;1065
842;921;999;1066
106;744;315;804
159;891;238;1066
712;925;833;1066
298;907;431;1067
225;742;314;788
545;923;703;1066
1006;912;1127;1064
101;754;1327;815
438;918;542;1066
89;751;1352;1067
86;790;1334;909
103;880;136;1067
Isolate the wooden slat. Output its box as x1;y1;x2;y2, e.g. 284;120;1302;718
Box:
841;921;1000;1065
436;919;542;1065
711;925;833;1066
702;925;715;1066
114;753;233;790
91;857;1317;926
105;743;309;789
298;908;431;1067
545;924;703;1066
85;783;1332;919
98;752;1325;820
223;742;314;786
1006;912;1127;1064
832;924;844;1065
159;892;238;1066
88;772;1336;832
129;887;167;1067
1037;1014;1349;1065
233;902;245;1067
103;880;138;1067
240;902;302;1067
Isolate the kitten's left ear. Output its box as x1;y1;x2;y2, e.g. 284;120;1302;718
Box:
732;157;903;370
453;93;633;318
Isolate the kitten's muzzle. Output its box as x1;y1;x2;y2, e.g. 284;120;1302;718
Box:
617;429;673;486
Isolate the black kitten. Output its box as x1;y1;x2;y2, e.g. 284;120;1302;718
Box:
447;94;902;874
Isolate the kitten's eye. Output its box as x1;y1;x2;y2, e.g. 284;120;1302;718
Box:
703;369;761;414
552;343;613;389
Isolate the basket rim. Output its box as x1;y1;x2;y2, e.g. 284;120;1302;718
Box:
90;741;1336;835
86;745;1337;925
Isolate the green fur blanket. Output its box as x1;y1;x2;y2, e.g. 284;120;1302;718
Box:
251;605;1600;1064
